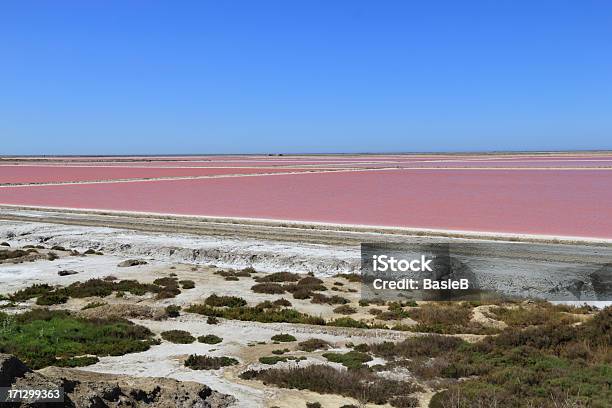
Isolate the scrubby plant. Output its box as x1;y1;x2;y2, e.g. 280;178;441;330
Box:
165;304;181;317
259;355;305;365
333;305;357;315
82;301;107;310
297;338;330;352
251;283;286;294
240;365;421;404
161;330;195;344
55;356;100;367
205;294;247;307
184;354;238;370
36;291;69;306
179;280;195;289
271;333;297;342
255;272;301;283
0;309;155;369
322;351;372;369
273;298;292;307
198;334;223;344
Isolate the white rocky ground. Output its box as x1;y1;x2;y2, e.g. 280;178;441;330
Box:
0;220;359;276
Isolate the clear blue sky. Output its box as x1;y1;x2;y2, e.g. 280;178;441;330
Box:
1;1;611;155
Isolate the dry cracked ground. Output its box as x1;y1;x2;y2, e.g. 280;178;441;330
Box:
0;226;610;408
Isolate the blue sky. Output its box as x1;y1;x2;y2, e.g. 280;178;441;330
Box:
1;1;611;155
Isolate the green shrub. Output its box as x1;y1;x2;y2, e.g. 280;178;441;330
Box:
184;354;238;370
161;330;195;344
255;272;301;283
267;355;304;364
327;317;369;329
165;305;181;317
322;351;372;369
333;305;357;315
251;283;286;294
205;294;247;308
0;309;154;369
292;288;313;299
9;284;54;302
298;338;330;352
81;301;107;310
271;333;296;342
186;304;325;326
240;365;421;404
35;291;69;305
55;356;99;367
179;280;195;289
273;298;292;307
198;334;222;344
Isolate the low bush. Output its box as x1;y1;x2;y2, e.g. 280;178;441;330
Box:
240;365;421;404
251;283;286;294
184;354;238;370
9;283;53;302
272;348;289;355
204;294;247;308
165;305;181;317
179;280;195;289
334;273;363;283
322;351;372;369
0;309;155;369
35;291;69;306
186;304;325;326
161;330;195;344
298;338;330;352
292;288;313;299
259;355;305;365
369;335;465;359
273;298;292;307
489;305;580;328
82;301;107;310
271;333;296;342
255;272;301;283
333;305;357;315
55;356;100;367
327;317;370;329
207;316;219;325
198;334;222;344
311;293;349;305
